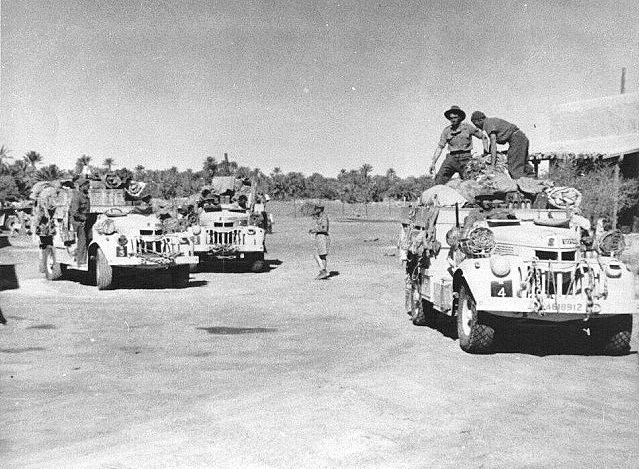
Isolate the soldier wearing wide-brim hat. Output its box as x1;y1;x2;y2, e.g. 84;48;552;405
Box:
430;105;488;185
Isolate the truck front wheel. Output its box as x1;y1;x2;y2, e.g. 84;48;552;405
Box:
95;247;114;290
590;315;632;355
456;283;494;353
171;265;190;288
250;260;266;273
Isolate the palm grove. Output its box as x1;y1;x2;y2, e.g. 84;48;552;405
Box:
0;150;435;204
1;148;635;225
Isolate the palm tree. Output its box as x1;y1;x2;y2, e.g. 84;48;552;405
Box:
202;156;217;180
35;164;65;181
0;145;13;171
103;157;116;172
359;163;374;216
75;154;92;175
24;151;43;170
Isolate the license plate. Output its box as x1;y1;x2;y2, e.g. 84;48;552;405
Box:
541;301;584;313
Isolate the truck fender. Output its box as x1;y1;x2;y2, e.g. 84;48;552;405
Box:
451;269;466;314
452;266;484;309
88;239;111;262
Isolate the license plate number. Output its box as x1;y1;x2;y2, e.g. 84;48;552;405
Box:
542;301;583;312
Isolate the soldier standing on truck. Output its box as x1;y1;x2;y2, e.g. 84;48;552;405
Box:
309;204;330;280
470;111;535;178
430;106;488;184
69;177;90;265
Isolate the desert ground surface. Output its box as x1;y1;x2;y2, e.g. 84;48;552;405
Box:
1;212;638;469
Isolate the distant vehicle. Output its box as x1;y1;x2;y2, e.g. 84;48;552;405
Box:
0;205;18;232
403;204;636;354
34;185;198;290
0;202;32;234
189;177;268;272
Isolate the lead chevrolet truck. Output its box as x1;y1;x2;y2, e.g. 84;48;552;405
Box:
35;186;198;290
403;205;636;354
189;177;267;272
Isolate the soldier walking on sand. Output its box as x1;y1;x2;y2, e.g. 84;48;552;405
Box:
309;204;330;280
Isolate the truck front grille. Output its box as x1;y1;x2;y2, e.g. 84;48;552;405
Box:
130;237;173;255
521;261;602;298
205;229;246;245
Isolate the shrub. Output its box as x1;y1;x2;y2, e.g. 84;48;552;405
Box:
549;160;639;224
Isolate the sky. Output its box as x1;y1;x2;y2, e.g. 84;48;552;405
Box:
1;0;638;177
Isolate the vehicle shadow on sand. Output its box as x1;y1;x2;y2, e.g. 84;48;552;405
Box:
197;258;283;273
197;326;277;335
425;314;636;357
68;269;209;290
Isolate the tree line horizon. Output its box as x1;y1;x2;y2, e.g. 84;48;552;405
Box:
0;149;435;203
1;148;636;228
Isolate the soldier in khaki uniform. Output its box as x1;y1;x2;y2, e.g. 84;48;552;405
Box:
430;105;488;184
69;177;91;265
309;204;330;280
470;111;535;178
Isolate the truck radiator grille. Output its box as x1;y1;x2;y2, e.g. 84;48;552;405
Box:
205;229;246;246
130;237;174;254
521;262;601;298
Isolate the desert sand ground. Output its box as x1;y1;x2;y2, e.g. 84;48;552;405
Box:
1;214;638;469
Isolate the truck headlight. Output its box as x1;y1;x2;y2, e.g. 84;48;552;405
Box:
489;254;510;277
247;228;256;235
191;225;202;235
604;260;622;278
464;227;495;256
117;235;128;246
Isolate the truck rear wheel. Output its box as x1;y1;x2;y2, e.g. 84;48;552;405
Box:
43;246;63;280
456;283;494;353
95;247;114;290
590;315;632;355
250;260;266;273
171;265;190;288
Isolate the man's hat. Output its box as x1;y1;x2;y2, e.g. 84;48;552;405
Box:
444;105;466;120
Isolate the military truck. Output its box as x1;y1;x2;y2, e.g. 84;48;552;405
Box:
189;177;267;272
34;183;198;289
403;204;636;354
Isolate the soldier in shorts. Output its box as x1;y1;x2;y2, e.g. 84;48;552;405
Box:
309;204;330;280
